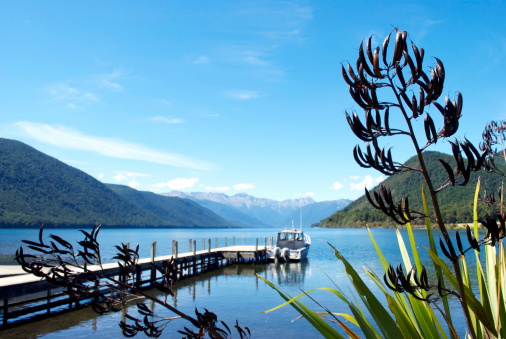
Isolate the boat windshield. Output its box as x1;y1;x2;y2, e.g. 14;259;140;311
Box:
278;232;304;241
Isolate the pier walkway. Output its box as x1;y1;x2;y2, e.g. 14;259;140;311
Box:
0;237;271;329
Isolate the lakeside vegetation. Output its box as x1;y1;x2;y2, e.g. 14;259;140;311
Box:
319;151;505;228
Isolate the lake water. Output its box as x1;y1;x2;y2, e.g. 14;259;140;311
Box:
0;227;473;338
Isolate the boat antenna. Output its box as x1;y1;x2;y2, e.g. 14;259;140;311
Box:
300;206;303;230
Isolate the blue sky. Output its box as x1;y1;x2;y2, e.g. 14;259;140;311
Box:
0;1;504;202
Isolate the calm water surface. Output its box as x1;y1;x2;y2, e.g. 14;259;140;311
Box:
0;227;472;338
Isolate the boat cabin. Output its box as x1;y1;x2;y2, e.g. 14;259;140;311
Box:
276;231;306;250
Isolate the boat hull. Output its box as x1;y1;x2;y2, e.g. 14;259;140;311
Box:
266;245;310;262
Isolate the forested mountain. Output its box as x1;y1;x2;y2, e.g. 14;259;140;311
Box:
163;191;351;228
0;138;232;228
319;151;505;228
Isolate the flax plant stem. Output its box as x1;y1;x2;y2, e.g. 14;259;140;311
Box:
388;72;477;339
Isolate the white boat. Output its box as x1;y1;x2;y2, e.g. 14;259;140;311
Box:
266;224;311;262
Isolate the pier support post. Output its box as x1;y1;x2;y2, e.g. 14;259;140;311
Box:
46;290;51;314
215;237;218;249
3;298;8;325
150;241;157;286
135;264;142;289
172;240;178;259
192;240;197;276
151;241;157;262
233;236;236;246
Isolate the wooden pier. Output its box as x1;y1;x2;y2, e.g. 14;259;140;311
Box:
0;236;271;329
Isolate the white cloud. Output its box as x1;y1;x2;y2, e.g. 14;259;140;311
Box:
233;183;254;190
206;186;231;191
114;173;128;182
228;90;260;100
332;182;344;190
153;177;199;190
161;99;174;105
349;175;386;191
128;180;141;189
113;171;149;182
150;116;184;124
242;51;269;66
16;122;214;170
47;83;99;106
98;69;124;92
193;56;210;64
304;192;315;197
101;79;123;91
349;175;360;180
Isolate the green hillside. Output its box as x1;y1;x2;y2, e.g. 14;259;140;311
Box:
0;138;232;228
319;151;505;228
107;184;234;227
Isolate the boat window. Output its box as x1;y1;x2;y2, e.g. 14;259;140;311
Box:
278;233;287;241
296;234;303;241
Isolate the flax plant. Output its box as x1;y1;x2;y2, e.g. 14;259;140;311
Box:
15;226;251;338
260;29;506;338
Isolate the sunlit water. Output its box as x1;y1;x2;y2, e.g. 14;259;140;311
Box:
0;227;476;338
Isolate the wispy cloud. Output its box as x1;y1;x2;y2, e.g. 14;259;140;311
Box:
233;183;254;190
47;83;99;107
149;116;184;124
227;90;260;100
206;186;231;191
192;55;211;64
241;50;270;66
161;99;174;105
294;192;315;198
152;177;199;190
97;69;124;92
232;2;312;41
15;122;214;170
191;3;312;83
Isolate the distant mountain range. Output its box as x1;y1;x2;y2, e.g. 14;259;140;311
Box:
2;137;499;229
4;137;502;230
0;138;350;228
162;191;351;228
